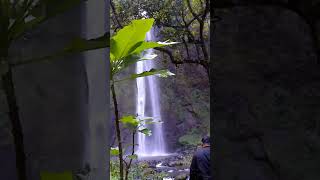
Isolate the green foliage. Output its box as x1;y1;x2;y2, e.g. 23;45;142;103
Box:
120;115;139;130
110;18;154;61
111;147;120;156
110;160;121;180
40;171;73;180
110;18;177;79
110;18;177;180
119;115;154;136
178;129;202;146
138;128;152;136
110;160;168;180
127;154;138;160
116;68;174;82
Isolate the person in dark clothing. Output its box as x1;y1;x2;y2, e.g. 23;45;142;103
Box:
190;135;211;180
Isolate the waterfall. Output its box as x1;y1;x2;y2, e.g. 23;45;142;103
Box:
136;29;167;157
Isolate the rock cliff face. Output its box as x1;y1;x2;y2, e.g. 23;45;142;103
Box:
111;59;210;153
213;5;320;180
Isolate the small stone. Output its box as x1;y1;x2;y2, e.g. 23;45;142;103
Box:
175;173;188;180
169;161;183;167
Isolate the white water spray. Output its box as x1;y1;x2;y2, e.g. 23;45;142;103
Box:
136;29;167;157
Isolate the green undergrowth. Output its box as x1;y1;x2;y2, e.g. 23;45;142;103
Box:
110;160;168;180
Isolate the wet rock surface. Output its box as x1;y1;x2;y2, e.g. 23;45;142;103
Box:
136;148;194;179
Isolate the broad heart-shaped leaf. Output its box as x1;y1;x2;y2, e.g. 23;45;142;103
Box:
111;53;158;79
40;171;73;180
119;116;139;129
110;18;154;61
138;117;153;122
131;69;175;79
139;128;152;136
129;41;179;55
115;69;175;82
110;147;120;156
127;154;138;160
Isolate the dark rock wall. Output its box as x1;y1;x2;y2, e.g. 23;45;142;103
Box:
213;6;320;180
111;59;210;153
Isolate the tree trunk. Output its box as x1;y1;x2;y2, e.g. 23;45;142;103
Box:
111;82;124;180
125;131;135;180
0;47;27;180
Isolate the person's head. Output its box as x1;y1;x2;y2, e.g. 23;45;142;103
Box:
201;135;210;147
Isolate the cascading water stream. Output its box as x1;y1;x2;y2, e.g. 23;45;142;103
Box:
136;29;167;157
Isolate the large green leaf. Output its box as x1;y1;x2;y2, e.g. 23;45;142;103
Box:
127;154;138;160
115;69;175;82
111;53;159;78
40;171;73;180
110;18;154;61
110;147;120;156
138;128;152;136
131;69;175;79
129;41;179;55
109;18;179;79
119;115;139;129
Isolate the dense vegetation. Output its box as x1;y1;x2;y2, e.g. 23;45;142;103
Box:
111;0;210;76
110;18;177;180
110;0;210;179
110;0;210;148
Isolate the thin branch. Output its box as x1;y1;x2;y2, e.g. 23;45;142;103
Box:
110;0;123;28
186;0;201;22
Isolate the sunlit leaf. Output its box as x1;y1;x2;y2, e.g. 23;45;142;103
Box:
131;69;175;79
139;128;152;136
110;147;120;156
120;115;139;129
138;117;153;121
110;18;179;79
115;69;175;82
110;18;154;60
129;41;178;55
127;154;138;160
140;53;158;60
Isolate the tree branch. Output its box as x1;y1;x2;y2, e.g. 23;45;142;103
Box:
110;0;123;29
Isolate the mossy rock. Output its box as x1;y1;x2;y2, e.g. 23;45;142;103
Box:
178;133;202;146
175;173;188;180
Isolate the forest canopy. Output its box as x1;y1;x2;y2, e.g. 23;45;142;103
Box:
110;0;210;76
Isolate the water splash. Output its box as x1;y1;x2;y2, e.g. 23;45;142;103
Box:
136;29;167;157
